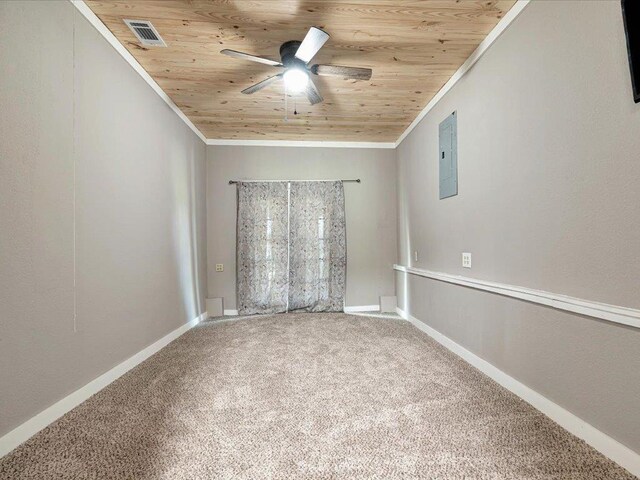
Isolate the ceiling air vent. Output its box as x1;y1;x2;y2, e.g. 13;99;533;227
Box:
123;19;167;47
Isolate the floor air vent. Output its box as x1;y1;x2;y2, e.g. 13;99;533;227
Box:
124;19;167;47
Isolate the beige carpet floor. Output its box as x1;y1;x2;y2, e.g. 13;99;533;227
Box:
0;313;636;479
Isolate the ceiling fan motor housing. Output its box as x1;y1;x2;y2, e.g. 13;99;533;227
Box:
279;41;305;69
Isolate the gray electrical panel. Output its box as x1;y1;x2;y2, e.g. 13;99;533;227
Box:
439;111;458;199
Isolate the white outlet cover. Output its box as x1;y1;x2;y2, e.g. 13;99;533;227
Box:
462;253;472;268
216;264;224;272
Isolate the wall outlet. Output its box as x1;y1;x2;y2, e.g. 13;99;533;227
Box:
462;253;472;268
215;264;224;272
414;251;419;262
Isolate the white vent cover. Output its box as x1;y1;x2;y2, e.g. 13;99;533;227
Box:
123;19;166;47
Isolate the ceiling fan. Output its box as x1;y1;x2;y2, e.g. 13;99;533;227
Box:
221;27;372;105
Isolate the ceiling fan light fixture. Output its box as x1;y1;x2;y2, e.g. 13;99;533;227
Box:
222;26;372;105
283;68;309;93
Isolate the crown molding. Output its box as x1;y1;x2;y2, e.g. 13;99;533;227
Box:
72;0;530;148
69;0;207;144
394;0;531;147
206;139;396;148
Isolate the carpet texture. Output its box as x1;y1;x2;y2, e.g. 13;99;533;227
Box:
0;313;636;479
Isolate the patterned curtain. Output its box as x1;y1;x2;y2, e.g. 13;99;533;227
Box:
288;181;346;312
236;182;289;315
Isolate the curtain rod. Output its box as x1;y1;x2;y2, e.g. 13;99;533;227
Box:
228;179;360;184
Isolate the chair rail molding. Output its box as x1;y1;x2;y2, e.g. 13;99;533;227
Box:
394;264;640;329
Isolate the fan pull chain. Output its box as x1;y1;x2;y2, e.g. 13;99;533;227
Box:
283;86;300;121
284;84;288;122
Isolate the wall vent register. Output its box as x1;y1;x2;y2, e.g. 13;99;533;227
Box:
123;20;167;47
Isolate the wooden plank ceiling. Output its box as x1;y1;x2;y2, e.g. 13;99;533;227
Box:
86;0;516;142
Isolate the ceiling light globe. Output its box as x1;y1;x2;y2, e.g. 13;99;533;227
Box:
283;68;309;93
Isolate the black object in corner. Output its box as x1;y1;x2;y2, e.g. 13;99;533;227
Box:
622;0;640;103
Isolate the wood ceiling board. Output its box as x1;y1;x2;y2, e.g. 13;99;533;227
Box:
85;0;516;142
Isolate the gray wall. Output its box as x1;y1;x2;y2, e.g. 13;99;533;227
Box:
0;1;207;438
396;0;640;452
207;145;397;309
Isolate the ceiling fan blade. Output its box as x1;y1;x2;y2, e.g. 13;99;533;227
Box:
311;64;372;80
221;49;282;67
241;74;283;94
304;78;323;105
295;27;329;64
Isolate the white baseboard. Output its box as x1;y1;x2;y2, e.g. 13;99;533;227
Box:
344;305;380;313
223;307;381;316
395;306;407;319
396;309;640;477
0;311;207;459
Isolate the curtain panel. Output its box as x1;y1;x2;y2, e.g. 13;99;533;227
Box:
288;181;346;312
236;182;289;314
236;181;346;315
